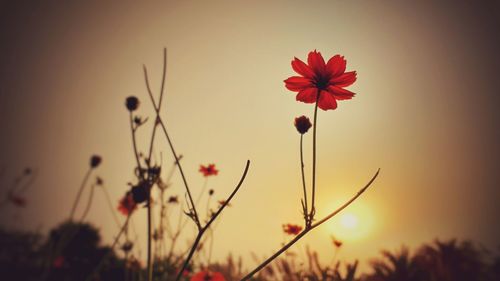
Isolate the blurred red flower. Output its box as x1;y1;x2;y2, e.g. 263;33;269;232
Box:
218;200;231;207
168;195;179;203
118;192;137;216
199;164;219;177
10;195;26;207
190;271;225;281
332;237;343;248
282;223;303;235
53;256;64;268
284;50;357;110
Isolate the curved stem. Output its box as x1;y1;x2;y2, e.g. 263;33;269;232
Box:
100;186;122;229
240;169;379;281
85;215;131;281
158;119;200;228
69;168;92;221
309;93;320;225
175;160;250;281
79;184;95;222
147;195;153;281
129;112;143;175
195;178;208;207
299;134;308;225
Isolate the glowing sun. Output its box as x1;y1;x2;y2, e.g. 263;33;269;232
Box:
326;202;376;241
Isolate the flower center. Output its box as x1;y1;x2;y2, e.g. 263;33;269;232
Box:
314;75;330;90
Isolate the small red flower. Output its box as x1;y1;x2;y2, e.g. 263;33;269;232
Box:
199;164;219;177
294;115;312;134
53;256;65;268
127;258;142;270
284;50;357;110
118;192;137;216
190;271;226;281
10;195;26;207
218;200;231;207
282;223;303;235
332;236;343;248
168;195;179;203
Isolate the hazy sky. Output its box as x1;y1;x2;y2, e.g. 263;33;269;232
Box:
1;0;499;272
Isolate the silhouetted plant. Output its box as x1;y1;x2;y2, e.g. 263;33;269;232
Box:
415;239;487;281
364;247;426;281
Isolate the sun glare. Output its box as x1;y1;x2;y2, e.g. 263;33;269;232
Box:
326;201;376;241
340;213;359;229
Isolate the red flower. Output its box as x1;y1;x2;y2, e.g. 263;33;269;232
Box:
282;223;303;235
218;200;231;207
53;256;65;268
199;164;219;177
190;271;226;281
284;50;357;110
332;236;343;248
168;195;179;203
118;192;137;216
10;195;26;207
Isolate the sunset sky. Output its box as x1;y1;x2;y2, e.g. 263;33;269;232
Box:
1;0;499;272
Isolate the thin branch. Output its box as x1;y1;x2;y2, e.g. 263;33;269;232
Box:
175;160;251;281
157;118;200;228
299;134;309;225
79;183;95;222
309;92;320;226
84;215;132;281
100;185;122;229
240;169;380;281
143;57;201;228
129;112;143;175
69;168;92;221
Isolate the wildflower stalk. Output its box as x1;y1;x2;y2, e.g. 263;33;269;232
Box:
129;113;143;173
309;93;320;227
79;183;95;222
147;195;153;281
84;214;132;281
299;134;309;225
240;169;379;281
69;168;92;221
18;169;37;194
141;48;170;281
195;178;208;206
100;185;122;229
144;65;201;229
174;160;251;281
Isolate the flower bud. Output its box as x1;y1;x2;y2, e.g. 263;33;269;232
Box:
90;155;102;168
126;96;140;111
294;115;312;134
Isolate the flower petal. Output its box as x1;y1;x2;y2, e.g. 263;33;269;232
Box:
330;71;357;87
327;85;355;100
292;57;314;78
318;91;338;110
326;55;346;77
284;76;313;91
307;50;326;75
296;88;318;103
